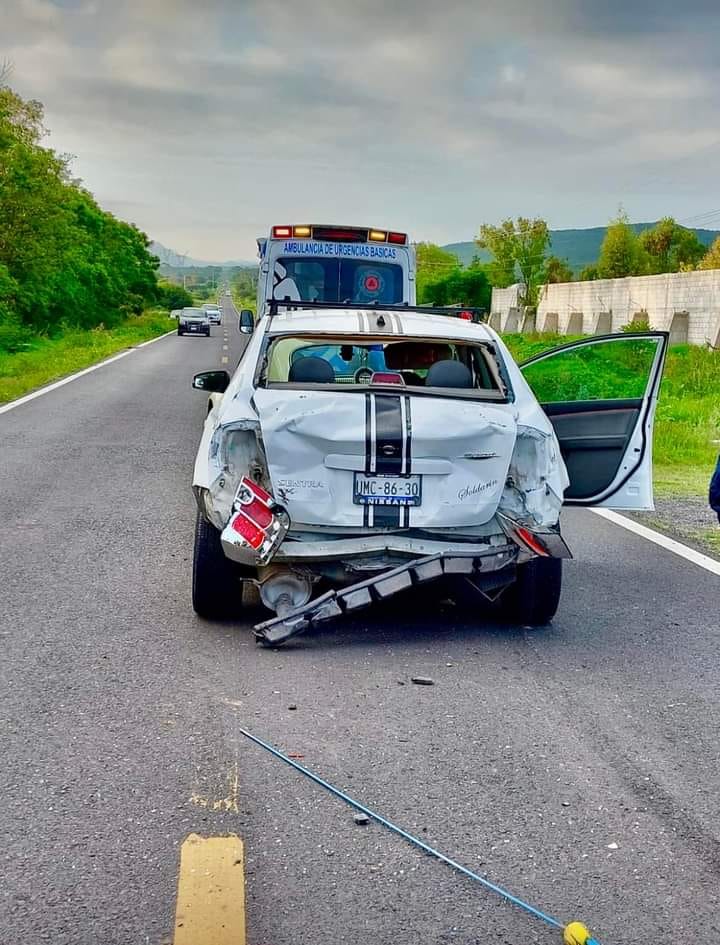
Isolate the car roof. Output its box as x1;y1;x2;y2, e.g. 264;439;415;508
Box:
266;308;496;343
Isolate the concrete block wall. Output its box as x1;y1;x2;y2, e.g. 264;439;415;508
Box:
490;283;521;326
491;270;720;345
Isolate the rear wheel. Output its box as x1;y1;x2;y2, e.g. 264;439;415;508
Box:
496;558;562;626
192;509;244;619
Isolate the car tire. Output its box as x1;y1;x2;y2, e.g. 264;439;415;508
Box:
192;509;244;619
177;328;183;335
497;558;562;626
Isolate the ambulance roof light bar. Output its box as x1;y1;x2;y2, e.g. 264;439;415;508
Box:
270;225;408;245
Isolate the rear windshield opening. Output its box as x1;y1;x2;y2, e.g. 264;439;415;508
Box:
260;336;508;399
272;258;403;304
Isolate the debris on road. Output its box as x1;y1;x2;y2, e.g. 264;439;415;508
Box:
353;813;370;825
411;676;435;686
240;727;605;945
288;704;297;710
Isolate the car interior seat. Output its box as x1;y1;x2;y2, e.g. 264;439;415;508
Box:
426;360;473;388
288;356;335;383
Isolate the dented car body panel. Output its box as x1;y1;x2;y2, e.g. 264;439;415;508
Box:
192;302;667;642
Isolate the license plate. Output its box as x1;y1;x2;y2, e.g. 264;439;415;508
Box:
353;473;422;506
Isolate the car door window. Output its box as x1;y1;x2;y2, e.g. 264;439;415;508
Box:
519;333;668;507
521;335;662;404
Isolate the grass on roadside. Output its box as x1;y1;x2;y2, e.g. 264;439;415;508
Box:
0;309;175;404
502;332;720;498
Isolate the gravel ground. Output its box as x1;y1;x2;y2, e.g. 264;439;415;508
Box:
629;492;720;559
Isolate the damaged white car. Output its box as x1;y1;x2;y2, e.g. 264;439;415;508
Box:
191;301;667;645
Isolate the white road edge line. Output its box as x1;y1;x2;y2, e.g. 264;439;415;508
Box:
592;508;720;576
0;330;175;416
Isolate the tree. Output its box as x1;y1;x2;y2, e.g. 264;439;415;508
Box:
578;264;600;282
476;217;550;305
638;217;705;273
415;242;460;301
697;236;720;271
597;209;646;279
421;262;491;310
544;255;573;284
0;82;159;334
158;282;193;310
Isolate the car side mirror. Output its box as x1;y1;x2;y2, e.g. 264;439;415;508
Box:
192;370;230;393
239;310;254;334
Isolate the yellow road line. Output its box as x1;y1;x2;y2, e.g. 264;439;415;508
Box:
174;834;246;945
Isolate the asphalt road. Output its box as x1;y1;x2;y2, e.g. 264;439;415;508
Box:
1;300;719;945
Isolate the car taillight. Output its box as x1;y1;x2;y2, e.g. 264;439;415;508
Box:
221;476;290;566
230;513;265;549
515;526;549;556
238;494;273;529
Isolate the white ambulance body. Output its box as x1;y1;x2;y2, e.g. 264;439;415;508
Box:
256;224;416;315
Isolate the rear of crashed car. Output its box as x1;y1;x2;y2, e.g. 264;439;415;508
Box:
191;303;667;645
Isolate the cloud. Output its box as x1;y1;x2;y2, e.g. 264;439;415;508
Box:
3;0;720;258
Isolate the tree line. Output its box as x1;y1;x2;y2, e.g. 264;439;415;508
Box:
418;212;720;310
0;81;183;352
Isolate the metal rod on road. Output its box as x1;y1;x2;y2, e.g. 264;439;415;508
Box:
239;727;567;932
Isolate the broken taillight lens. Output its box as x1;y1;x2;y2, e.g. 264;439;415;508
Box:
515;526;549;556
235;477;274;528
221;477;290;566
230;512;265;549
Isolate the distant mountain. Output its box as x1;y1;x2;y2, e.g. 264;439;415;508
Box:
443;224;720;272
150;241;255;269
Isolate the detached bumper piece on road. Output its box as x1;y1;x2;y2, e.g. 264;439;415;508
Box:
254;545;516;645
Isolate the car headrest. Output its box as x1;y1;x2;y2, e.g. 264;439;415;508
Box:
425;360;473;388
288;356;335;383
384;341;451;370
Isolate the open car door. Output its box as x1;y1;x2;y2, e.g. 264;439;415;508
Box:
520;332;668;509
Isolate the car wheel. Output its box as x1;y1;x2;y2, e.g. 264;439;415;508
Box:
496;558;562;626
177;328;183;335
192;509;244;619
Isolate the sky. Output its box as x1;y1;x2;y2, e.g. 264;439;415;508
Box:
3;0;720;261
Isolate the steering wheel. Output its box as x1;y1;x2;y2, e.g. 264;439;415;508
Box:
354;367;374;384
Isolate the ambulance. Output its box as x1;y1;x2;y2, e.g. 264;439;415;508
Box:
256;224;416;314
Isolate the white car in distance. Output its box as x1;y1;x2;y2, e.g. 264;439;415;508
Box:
203;304;222;325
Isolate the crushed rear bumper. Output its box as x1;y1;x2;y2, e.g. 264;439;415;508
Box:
254;544;517;645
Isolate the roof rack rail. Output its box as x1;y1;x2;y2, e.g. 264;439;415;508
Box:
266;300;488;322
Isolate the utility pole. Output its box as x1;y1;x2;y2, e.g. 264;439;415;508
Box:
180;249;190;290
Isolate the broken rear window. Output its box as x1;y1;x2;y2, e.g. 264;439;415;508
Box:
258;336;509;400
